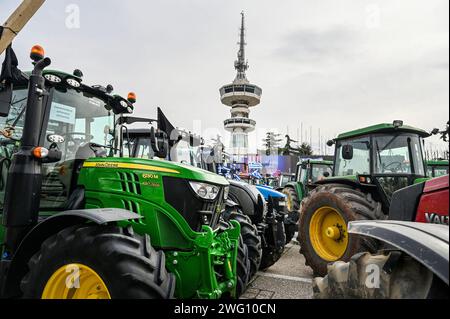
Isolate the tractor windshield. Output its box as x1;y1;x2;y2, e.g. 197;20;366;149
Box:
41;88;114;209
0;86;114;210
311;164;333;182
373;134;425;176
170;137;201;168
335;137;371;176
128;137;154;159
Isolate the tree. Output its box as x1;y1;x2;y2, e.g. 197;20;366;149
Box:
299;142;313;156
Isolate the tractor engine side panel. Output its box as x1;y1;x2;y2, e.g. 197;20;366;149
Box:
416;180;449;225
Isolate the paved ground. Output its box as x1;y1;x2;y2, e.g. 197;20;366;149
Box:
241;237;315;299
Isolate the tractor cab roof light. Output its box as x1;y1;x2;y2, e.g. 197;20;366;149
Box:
393;120;404;128
128;92;136;104
44;74;62;83
30;45;45;62
66;78;81;88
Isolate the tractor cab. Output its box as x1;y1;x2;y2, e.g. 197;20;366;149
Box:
298;121;432;276
327;121;430;204
0;47;242;299
118;113;204;168
296;159;334;185
281;159;333;214
426;160;449;178
0;69;134;211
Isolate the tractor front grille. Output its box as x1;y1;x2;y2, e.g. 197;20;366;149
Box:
163;176;224;231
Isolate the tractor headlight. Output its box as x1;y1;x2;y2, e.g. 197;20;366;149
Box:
189;181;220;200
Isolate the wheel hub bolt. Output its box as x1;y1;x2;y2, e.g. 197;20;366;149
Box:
325;226;341;240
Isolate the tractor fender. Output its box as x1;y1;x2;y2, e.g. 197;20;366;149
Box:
228;180;266;222
255;185;286;201
2;208;141;298
225;199;240;209
348;220;449;285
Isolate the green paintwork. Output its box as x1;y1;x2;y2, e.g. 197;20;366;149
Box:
336;123;430;141
75;157;238;298
427;160;449;167
414;177;430;184
297;160;333;166
320;175;357;182
0;156;239;298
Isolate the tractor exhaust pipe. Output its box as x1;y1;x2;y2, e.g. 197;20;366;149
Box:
2;53;51;255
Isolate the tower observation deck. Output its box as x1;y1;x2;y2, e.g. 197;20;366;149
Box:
220;11;262;157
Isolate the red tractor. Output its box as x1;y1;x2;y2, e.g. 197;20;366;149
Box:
314;175;449;298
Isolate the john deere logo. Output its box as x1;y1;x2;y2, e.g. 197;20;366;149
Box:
93;162;118;168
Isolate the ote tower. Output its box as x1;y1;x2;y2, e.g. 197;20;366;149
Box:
220;12;262;159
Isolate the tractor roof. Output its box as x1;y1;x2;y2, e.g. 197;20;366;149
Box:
427;160;449;166
298;159;333;166
336;123;430;140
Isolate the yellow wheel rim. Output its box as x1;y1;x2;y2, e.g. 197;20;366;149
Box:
42;263;111;299
283;189;293;212
309;206;348;261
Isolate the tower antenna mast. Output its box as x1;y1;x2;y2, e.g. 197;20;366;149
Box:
234;11;249;81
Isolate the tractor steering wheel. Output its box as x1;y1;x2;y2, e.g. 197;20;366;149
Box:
383;161;404;173
63;132;94;143
63;132;94;155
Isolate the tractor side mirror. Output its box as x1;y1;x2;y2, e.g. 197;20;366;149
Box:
0;83;13;117
154;130;168;159
342;144;354;160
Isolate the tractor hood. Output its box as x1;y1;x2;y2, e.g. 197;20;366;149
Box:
83;157;229;186
256;185;286;200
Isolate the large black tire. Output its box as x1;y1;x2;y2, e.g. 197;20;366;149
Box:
314;251;448;299
299;184;383;276
236;236;251;297
284;211;299;244
282;186;300;213
218;220;250;298
225;211;262;279
21;224;176;299
259;216;286;270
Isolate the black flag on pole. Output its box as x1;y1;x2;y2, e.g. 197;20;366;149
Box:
157;107;175;137
0;44;22;84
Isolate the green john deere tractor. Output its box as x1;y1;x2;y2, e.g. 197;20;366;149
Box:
298;121;431;276
426;160;449;178
281;159;333;244
116;113;255;296
0;46;243;299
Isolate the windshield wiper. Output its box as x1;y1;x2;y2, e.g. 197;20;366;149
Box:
380;135;398;152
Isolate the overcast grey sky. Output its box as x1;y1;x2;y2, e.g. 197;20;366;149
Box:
1;0;448;153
